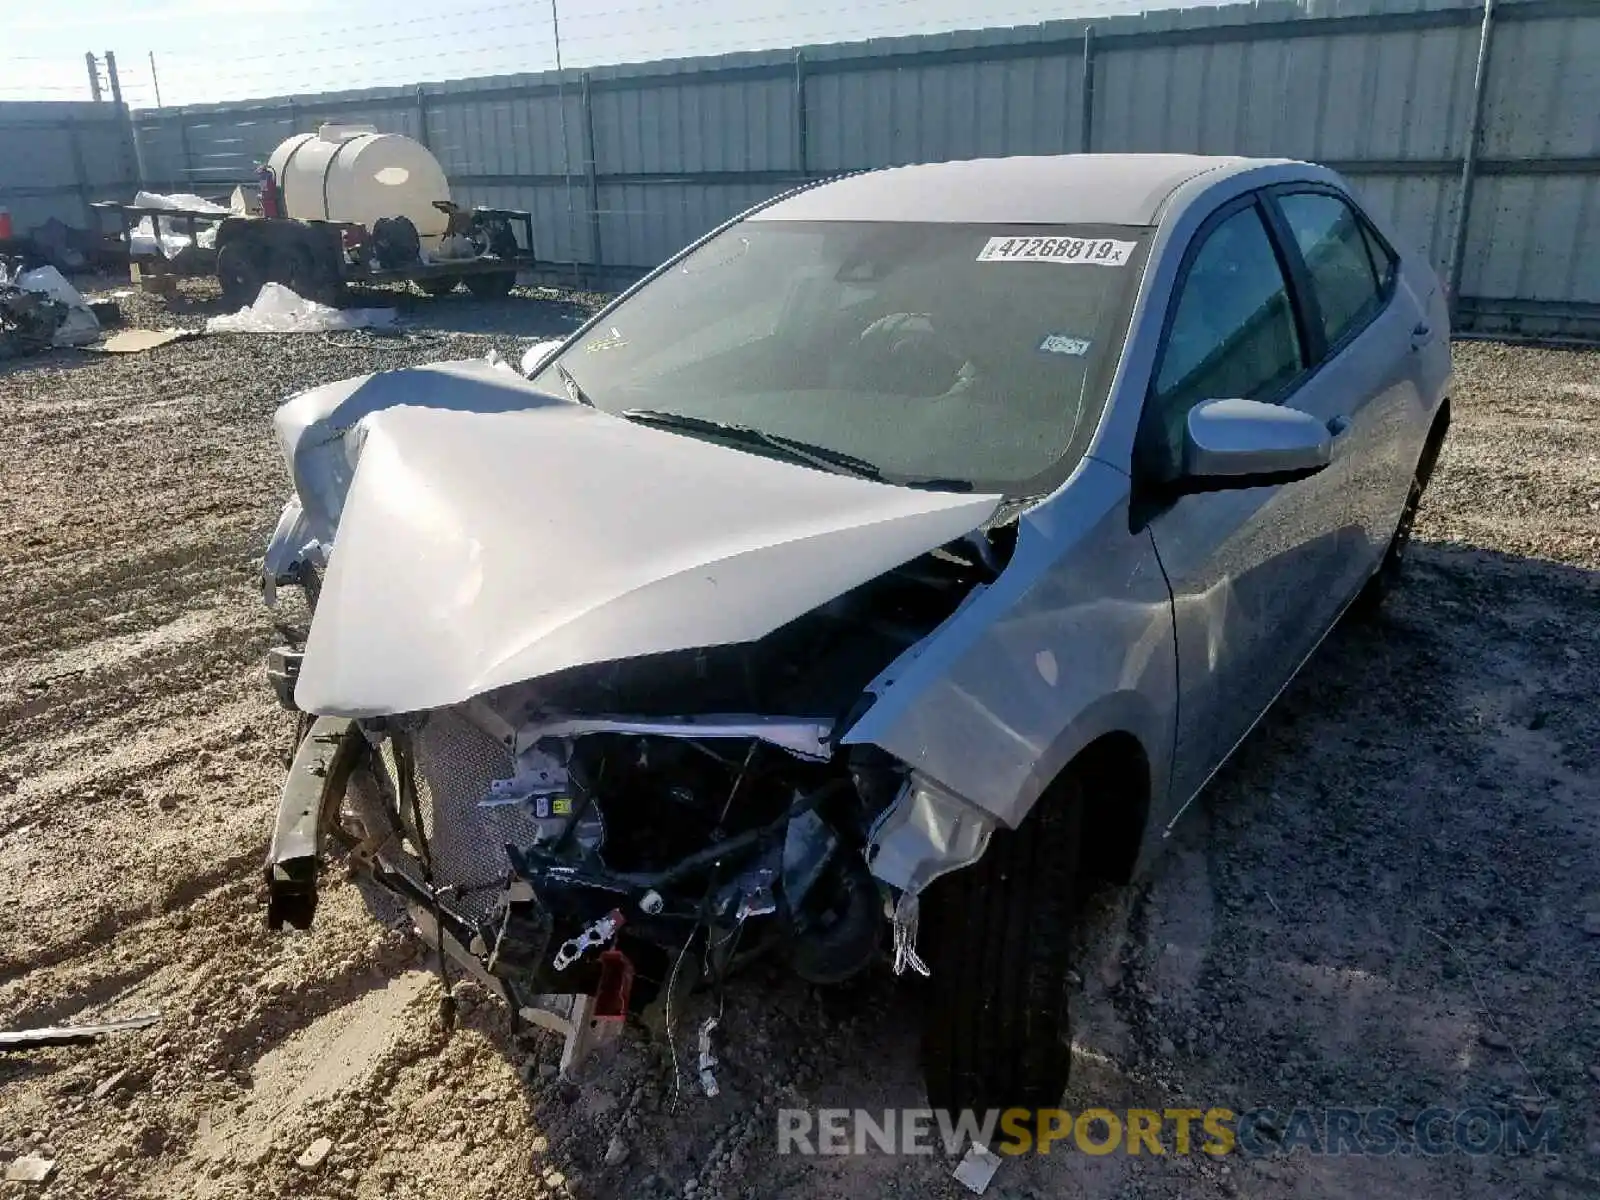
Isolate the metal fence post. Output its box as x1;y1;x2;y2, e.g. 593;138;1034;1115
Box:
1446;0;1496;318
176;113;194;192
580;71;603;281
415;87;431;149
795;51;809;177
1080;26;1096;153
66;117;93;223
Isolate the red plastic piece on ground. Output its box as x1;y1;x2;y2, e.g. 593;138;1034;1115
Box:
592;947;635;1021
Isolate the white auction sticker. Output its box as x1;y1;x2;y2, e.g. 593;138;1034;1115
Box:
977;235;1135;266
1039;334;1092;356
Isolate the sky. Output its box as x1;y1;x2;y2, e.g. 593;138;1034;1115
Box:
5;0;1237;108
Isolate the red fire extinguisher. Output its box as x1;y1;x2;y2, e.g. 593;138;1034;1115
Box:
256;165;281;219
0;208;14;240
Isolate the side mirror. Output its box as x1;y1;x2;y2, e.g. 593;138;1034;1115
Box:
519;338;565;378
1177;398;1332;493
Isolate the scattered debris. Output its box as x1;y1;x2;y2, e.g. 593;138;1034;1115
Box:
0;1010;160;1052
295;1136;334;1171
92;1067;131;1100
205;283;397;335
1478;1028;1511;1051
126;190;228;259
952;1143;1003;1195
604;1133;630;1166
85;328;202;355
1;262;101;358
3;1155;58;1185
1582;911;1600;937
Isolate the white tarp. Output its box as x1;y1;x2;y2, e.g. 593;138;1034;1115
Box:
205;283;397;335
2;265;101;346
128;191;229;259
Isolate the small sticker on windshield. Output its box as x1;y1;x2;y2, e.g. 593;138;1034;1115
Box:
977;236;1135;266
1039;334;1092;356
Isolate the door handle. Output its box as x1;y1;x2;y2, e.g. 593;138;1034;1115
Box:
1410;321;1431;350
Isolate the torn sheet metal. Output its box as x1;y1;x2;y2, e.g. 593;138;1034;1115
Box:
0;1011;160;1053
516;715;834;762
866;776;995;895
889;892;930;978
295;401;1000;717
697;1017;720;1097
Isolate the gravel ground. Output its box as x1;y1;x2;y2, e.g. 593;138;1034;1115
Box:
1;285;1597;1200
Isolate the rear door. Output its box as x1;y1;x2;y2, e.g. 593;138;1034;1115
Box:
1264;186;1429;592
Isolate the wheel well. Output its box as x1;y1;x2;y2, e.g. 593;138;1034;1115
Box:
1418;398;1451;487
1068;731;1150;886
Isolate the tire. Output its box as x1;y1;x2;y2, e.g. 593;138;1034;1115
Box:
919;774;1083;1118
465;270;516;300
415;276;459;297
1349;472;1422;620
216;239;266;310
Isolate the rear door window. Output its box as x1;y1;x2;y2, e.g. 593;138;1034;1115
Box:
1276;192;1387;349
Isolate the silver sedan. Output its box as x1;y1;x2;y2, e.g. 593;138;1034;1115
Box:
261;153;1452;1117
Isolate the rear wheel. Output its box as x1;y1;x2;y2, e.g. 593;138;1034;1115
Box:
415;276;459;297
1350;472;1423;619
919;774;1082;1118
216;239;266;310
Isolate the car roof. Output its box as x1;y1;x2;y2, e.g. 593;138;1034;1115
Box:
751;154;1291;227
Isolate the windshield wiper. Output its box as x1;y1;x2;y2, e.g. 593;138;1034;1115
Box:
554;361;594;407
620;409;885;480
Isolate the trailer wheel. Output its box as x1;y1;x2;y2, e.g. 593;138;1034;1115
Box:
273;242;343;308
466;271;516;300
217;240;267;310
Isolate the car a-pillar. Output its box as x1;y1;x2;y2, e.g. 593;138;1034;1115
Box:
914;730;1151;1117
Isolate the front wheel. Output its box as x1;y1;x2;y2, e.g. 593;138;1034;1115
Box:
919;775;1082;1118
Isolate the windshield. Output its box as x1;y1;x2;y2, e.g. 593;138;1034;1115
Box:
534;220;1150;495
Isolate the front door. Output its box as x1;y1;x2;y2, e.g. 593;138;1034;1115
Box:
1134;194;1358;812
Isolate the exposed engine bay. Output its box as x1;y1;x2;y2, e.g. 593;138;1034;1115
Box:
265;515;1013;1054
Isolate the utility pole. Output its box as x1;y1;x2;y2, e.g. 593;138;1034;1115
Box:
86;53;102;102
149;52;164;109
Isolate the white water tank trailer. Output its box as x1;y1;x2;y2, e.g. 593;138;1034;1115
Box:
266;125;452;251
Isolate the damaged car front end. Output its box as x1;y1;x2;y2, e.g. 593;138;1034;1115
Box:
259;357;1020;1063
259;198;1172;1114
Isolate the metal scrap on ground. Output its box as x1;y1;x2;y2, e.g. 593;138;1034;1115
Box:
0;1011;161;1053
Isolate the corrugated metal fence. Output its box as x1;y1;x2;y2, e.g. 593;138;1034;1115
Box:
119;0;1600;337
0;101;139;233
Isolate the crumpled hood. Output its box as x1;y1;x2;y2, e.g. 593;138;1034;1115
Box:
296;400;1001;716
274;356;562;549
